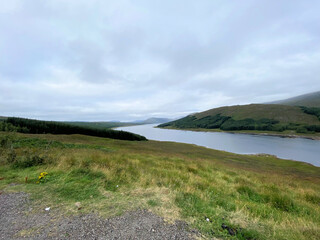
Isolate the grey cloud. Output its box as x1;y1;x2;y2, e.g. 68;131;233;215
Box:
0;0;319;121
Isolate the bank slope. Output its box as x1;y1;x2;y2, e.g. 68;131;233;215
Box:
159;104;320;134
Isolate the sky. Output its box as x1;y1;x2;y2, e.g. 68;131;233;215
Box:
1;0;320;121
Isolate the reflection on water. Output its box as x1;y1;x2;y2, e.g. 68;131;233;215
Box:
117;124;320;167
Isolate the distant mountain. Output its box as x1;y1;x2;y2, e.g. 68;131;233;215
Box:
64;118;171;129
134;118;172;124
0;117;171;130
270;91;320;108
159;103;320;134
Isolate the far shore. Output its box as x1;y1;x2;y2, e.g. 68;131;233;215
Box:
156;126;320;141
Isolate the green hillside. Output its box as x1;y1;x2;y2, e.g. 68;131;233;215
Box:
271;91;320;108
159;104;320;134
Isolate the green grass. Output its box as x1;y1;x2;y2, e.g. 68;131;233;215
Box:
0;131;320;239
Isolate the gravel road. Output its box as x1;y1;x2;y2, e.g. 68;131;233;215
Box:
0;192;197;240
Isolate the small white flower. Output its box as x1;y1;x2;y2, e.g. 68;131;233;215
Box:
45;207;50;211
116;185;119;188
206;217;210;222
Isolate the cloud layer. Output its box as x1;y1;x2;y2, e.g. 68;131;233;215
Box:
1;0;320;120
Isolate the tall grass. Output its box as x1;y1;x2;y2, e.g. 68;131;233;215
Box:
0;132;319;239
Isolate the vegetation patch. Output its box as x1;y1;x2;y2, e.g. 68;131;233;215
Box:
54;169;105;201
305;193;320;205
12;153;46;169
301;106;320;121
267;193;298;213
236;185;264;203
147;199;160;207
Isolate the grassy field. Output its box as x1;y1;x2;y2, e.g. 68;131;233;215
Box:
1;132;320;239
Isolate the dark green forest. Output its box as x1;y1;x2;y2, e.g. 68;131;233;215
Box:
301;106;320;120
63;121;141;130
0;117;147;141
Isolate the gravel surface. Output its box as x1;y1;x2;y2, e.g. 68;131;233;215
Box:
0;192;197;239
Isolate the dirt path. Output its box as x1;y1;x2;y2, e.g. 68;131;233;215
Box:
0;192;197;240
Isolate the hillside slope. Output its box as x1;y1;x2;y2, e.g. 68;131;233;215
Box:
271;91;320;107
159;104;320;134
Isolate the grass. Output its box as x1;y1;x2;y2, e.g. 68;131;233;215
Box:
0;131;320;239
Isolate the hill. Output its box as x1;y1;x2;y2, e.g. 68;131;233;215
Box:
158;104;320;134
134;117;172;124
270;91;320;107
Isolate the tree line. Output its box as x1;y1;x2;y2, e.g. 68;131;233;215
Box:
1;117;147;141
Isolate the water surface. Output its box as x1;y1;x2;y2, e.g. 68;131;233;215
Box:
117;124;320;167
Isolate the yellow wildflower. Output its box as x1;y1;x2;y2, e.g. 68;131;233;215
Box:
37;172;49;183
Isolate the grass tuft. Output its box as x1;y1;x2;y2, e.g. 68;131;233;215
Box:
305;193;320;205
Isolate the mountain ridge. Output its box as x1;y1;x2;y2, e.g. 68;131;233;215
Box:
269;91;320;108
133;117;172;124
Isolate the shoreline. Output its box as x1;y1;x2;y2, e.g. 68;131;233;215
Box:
157;126;320;141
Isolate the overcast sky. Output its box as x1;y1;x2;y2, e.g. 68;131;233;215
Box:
1;0;320;121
